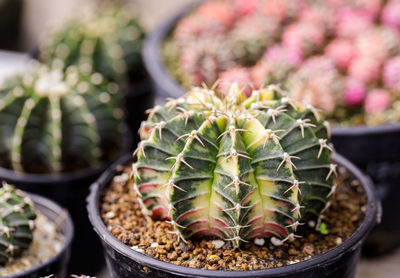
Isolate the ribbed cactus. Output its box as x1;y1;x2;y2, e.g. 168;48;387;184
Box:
39;3;145;83
0;182;36;264
0;61;125;174
132;85;335;247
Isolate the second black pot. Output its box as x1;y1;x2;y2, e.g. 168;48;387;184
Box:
332;124;400;256
6;193;74;278
0;166;107;275
87;153;380;278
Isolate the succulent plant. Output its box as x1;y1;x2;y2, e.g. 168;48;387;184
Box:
383;56;400;93
0;62;125;174
348;57;382;84
132;85;335;247
217;67;253;97
325;39;355;71
335;8;373;39
0;182;36;264
381;1;400;31
39;4;145;83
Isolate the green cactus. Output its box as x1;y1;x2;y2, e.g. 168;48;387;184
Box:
39;3;145;83
0;61;125;174
0;182;36;264
132;84;336;247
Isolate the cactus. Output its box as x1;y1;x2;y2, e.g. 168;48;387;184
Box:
381;1;400;31
383;56;400;93
0;183;36;264
39;4;145;83
132;85;335;247
0;61;125;174
325;39;355;71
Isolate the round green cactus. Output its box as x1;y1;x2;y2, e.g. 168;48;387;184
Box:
132;84;335;247
39;3;145;83
0;61;125;174
0;182;36;264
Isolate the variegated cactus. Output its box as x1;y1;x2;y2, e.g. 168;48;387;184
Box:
0;61;125;174
0;182;36;264
39;3;145;83
132;85;336;247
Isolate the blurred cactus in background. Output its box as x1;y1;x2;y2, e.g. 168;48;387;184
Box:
163;0;400;126
39;3;145;84
0;61;125;174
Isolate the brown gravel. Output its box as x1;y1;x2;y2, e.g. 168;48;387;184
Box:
100;165;367;271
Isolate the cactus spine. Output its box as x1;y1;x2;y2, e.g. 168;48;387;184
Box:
0;183;36;264
133;85;335;247
0;62;125;174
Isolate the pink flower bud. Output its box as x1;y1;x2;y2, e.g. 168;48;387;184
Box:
344;78;367;106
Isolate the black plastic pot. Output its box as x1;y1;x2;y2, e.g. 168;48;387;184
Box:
5;193;74;278
0;163;113;275
143;3;400;256
87;153;380;278
0;0;23;50
332;124;400;256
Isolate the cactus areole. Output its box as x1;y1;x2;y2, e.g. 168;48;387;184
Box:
0;183;36;264
132;85;335;248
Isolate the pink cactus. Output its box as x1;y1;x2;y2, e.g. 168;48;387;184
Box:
381;1;400;31
364;89;391;113
325;39;356;71
282;22;325;57
217;67;253;97
264;44;303;68
196;1;236;29
234;0;260;16
298;56;337;77
298;4;335;32
336;8;373;38
344;78;367;106
351;0;382;20
250;61;271;89
383;56;400;92
355;27;400;61
260;0;303;23
348;57;381;84
174;16;204;43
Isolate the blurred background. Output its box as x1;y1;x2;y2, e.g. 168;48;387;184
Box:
1;0;400;277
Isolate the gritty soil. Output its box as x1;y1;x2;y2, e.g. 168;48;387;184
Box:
101;165;367;271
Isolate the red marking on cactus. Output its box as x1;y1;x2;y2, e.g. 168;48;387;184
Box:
364;89;391;114
344;78;367;107
382;1;400;31
218;67;253;97
152;206;169;220
325;39;355;71
175;208;205;222
137;183;157;193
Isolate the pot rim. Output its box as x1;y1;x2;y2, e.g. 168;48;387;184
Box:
6;193;74;278
142;0;400;137
87;152;380;277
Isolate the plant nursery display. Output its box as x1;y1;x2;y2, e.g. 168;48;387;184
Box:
0;182;73;277
39;3;146;84
88;85;379;278
0;61;125;174
160;0;400;126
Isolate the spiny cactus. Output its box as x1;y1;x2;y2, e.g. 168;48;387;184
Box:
132;85;335;248
0;61;125;174
0;182;36;264
39;3;145;83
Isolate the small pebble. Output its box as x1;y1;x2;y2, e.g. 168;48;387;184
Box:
254;238;265;246
211;240;225;249
105;211;115;219
151;242;159;248
270;237;283;246
131;246;144;253
335;237;343;245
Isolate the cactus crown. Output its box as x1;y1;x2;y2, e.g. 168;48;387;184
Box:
0;61;125;174
133;85;335;247
0;182;36;264
39;3;145;83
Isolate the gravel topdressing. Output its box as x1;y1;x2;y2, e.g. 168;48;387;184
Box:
0;212;65;276
101;165;367;271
